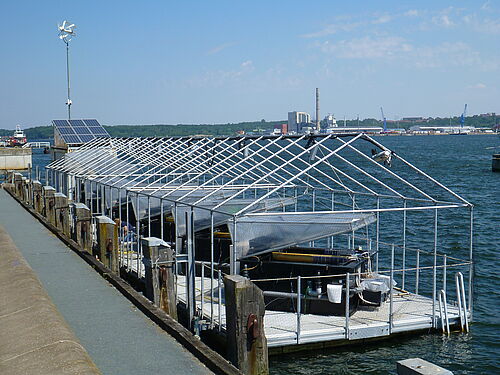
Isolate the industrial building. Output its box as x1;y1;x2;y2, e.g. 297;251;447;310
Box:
288;111;311;133
409;125;477;134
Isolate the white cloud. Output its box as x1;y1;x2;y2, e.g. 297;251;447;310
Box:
314;35;497;71
318;36;412;59
186;60;255;88
207;42;236;55
481;1;491;11
404;9;419;17
433;14;454;27
468;83;487;89
473;17;500;34
301;12;397;38
300;22;360;38
373;14;392;24
411;42;496;70
241;60;253;69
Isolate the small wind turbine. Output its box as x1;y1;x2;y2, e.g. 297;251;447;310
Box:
57;20;76;120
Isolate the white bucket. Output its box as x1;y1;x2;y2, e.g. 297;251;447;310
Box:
327;284;342;303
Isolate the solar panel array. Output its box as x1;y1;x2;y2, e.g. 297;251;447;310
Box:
53;119;110;144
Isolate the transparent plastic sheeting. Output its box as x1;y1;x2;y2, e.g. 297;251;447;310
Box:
60;148;121;177
174;197;296;237
91;181;296;236
229;212;377;258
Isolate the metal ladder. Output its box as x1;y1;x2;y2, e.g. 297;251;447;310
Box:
438;289;450;335
455;272;469;332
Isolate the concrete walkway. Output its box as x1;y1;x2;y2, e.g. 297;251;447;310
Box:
0;189;213;375
0;225;100;374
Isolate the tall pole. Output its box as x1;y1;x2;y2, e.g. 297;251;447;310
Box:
66;41;71;120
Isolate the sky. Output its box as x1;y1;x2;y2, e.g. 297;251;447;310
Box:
0;0;499;128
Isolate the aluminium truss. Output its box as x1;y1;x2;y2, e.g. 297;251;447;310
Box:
46;133;472;265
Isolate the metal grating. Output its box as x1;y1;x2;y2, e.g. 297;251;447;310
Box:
52;119;110;145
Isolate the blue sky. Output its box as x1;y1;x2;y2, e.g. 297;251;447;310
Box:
0;0;499;128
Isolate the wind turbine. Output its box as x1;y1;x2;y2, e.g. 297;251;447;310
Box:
57;20;76;120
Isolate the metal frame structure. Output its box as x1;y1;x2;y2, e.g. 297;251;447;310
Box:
46;133;474;341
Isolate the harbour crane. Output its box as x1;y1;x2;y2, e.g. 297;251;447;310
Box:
380;107;387;132
460;104;467;128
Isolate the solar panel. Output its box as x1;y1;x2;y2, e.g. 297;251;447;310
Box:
69;119;86;127
53;120;69;127
65;135;82;144
79;134;95;142
83;119;100;127
53;118;110;145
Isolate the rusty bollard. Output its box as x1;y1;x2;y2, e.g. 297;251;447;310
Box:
13;173;23;198
54;193;70;237
42;186;56;224
32;180;43;214
142;237;178;320
95;216;119;274
224;275;268;375
74;203;92;253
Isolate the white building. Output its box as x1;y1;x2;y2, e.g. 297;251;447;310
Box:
409;125;477;134
288;111;311;133
324;127;383;134
324;114;338;128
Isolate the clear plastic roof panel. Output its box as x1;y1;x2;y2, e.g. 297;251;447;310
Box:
230;212;377;258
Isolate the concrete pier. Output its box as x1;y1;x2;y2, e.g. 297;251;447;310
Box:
0;188;215;375
0;225;100;375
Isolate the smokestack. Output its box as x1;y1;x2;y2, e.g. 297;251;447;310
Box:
316;88;320;132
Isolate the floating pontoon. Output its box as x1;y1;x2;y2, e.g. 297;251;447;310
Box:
46;133;474;349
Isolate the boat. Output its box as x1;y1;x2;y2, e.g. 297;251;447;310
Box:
11;125;27;146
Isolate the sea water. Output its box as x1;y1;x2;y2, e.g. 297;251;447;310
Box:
269;134;499;375
30;135;500;374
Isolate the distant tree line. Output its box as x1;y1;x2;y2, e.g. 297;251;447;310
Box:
0;116;496;139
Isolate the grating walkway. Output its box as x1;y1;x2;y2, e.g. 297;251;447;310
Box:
0;189;213;375
174;275;462;348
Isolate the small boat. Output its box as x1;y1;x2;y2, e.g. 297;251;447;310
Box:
12;125;27;146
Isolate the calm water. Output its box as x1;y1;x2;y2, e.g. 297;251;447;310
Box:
31;135;499;374
269;134;500;375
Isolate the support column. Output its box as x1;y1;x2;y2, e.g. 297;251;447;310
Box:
142;237;178;320
224;275;268;375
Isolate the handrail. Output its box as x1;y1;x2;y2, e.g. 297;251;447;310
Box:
455;272;469;332
438;289;450;334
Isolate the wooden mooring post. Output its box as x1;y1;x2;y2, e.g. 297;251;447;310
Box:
26;178;34;206
142;237;178;320
32;180;43;214
224;275;268;375
54;193;70;237
95;216;119;274
42;186;56;225
21;176;29;204
13;173;23;199
73;203;92;254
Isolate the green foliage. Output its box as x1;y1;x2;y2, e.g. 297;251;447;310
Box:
104;121;284;137
0;116;496;139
